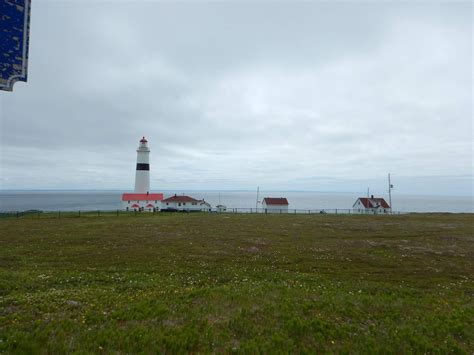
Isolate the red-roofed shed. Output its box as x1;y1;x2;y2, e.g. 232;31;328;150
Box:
261;197;289;213
262;197;289;205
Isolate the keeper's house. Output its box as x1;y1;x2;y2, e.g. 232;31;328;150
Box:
262;197;289;213
161;194;212;212
352;195;390;214
122;193;164;212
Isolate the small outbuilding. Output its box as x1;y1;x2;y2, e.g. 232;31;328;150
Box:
261;197;289;213
199;199;212;212
216;204;227;213
352;195;390;214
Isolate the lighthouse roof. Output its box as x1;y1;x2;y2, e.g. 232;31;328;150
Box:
140;137;148;143
122;193;163;201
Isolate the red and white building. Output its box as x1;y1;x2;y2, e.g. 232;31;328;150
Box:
261;197;289;213
352;196;390;214
122;137;164;211
161;194;211;212
122;193;164;212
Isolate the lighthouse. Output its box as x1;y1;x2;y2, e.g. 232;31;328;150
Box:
121;137;163;212
134;137;150;193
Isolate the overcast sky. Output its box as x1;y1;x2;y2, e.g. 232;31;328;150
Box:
0;0;472;196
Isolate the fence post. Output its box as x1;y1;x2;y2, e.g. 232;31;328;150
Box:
336;209;338;215
117;209;119;217
98;210;100;217
294;209;296;214
16;211;19;218
78;210;81;218
58;211;61;219
308;210;310;214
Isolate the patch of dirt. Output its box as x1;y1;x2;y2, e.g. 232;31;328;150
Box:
398;245;437;253
211;250;230;255
1;305;19;315
206;314;228;325
246;246;260;253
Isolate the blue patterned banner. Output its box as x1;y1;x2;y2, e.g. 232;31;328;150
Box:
1;0;31;91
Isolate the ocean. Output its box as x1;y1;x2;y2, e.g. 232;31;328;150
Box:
0;190;472;213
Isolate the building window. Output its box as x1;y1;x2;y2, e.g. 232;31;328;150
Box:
183;203;186;206
166;203;169;206
179;203;181;206
128;201;130;203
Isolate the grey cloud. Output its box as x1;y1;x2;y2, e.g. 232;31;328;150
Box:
0;1;472;193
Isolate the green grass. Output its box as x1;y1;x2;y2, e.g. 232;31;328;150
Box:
1;213;473;353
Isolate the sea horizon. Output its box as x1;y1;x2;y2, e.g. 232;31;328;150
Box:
1;190;472;213
0;188;472;197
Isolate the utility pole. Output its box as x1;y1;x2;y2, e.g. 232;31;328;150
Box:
388;173;393;213
256;186;260;211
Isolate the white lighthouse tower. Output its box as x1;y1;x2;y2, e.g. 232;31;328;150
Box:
134;137;150;193
121;137;163;212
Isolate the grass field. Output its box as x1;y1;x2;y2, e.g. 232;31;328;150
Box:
1;213;473;353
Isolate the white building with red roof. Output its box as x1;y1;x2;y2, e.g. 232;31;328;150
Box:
352;195;390;214
261;197;289;213
122;193;164;212
161;194;212;212
121;137;163;212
